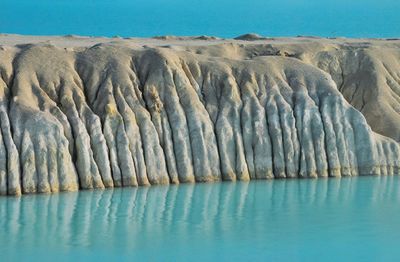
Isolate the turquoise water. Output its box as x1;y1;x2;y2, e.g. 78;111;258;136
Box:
1;0;400;38
1;176;400;261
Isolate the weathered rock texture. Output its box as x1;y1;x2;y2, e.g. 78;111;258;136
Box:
0;35;399;195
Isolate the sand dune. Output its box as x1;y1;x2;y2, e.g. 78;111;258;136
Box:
0;35;399;195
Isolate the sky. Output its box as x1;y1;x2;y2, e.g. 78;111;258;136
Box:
1;0;400;38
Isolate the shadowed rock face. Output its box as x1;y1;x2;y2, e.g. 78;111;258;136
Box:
0;36;399;195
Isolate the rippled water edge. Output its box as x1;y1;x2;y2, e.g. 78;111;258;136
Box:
1;176;400;261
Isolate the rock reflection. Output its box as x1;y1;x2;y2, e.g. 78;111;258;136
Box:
1;176;400;260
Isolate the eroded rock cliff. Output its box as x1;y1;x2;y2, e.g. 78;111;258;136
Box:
0;35;399;195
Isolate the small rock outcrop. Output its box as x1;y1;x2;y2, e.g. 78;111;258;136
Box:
234;33;265;41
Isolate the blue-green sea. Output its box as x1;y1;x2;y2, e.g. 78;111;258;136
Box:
1;176;400;261
1;0;400;38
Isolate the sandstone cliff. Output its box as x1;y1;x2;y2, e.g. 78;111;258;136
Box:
0;35;399;195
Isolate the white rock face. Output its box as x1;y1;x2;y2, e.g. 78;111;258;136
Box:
0;35;399;195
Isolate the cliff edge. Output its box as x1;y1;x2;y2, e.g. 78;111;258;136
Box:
0;35;399;195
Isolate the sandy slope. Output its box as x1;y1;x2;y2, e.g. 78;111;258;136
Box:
0;34;399;195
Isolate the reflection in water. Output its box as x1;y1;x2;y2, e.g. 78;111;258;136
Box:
1;176;400;261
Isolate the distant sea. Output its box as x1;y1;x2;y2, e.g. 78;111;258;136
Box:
1;0;400;38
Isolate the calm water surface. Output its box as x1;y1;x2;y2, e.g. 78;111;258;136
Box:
1;176;400;261
1;0;400;38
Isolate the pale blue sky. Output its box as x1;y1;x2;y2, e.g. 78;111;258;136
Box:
1;0;400;37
